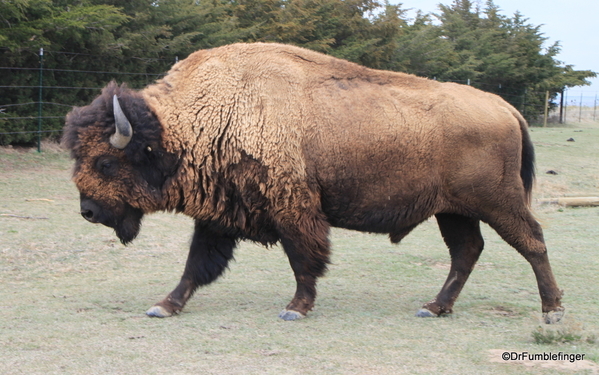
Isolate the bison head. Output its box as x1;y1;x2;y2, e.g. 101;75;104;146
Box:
62;82;179;244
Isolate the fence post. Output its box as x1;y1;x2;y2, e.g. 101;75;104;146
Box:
37;48;44;153
564;90;568;124
559;89;564;124
579;92;583;122
543;91;549;127
594;93;597;122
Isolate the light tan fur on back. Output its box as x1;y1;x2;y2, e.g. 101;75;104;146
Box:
142;43;525;226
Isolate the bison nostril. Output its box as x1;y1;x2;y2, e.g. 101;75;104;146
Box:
80;198;102;224
81;209;95;222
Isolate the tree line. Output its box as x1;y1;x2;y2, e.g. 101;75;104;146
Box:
0;0;595;144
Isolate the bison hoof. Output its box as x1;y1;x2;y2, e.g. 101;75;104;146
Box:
146;305;173;318
543;308;565;324
415;308;437;318
278;309;306;321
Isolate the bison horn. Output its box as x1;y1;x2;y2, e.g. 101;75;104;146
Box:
110;95;133;149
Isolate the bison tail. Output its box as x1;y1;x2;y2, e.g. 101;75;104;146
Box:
517;111;535;206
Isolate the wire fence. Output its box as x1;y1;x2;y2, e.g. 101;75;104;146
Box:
0;47;172;149
1;49;597;150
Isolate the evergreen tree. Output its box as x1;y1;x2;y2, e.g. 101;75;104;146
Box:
0;0;128;144
384;0;596;106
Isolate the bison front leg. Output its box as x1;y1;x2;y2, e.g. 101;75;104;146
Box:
277;211;331;321
146;222;236;318
417;214;484;318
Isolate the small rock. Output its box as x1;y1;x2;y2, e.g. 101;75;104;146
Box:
546;170;558;175
567;138;575;142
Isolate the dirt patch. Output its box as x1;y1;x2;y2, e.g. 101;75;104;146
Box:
417;261;494;270
431;262;495;270
534;179;572;198
488;349;599;373
488;306;519;318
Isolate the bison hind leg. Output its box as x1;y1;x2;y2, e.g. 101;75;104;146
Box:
417;213;484;318
485;205;564;323
276;209;331;321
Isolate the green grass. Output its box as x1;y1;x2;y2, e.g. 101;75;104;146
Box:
530;124;599;199
1;128;598;374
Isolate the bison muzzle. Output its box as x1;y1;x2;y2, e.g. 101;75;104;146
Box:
62;42;564;324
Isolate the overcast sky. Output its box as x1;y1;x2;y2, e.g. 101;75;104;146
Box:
396;0;598;102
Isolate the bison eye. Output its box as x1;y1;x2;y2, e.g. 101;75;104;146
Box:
95;156;119;176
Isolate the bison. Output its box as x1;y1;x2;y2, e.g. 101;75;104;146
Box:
62;42;564;323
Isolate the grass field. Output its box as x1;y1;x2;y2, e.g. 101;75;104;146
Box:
1;124;599;374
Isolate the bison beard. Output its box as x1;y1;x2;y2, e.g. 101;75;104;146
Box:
62;42;565;324
114;205;144;245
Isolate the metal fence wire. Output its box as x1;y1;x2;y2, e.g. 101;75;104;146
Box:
0;48;169;149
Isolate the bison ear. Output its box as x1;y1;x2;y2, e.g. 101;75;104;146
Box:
110;95;133;149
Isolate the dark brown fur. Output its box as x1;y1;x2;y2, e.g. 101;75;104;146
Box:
62;43;563;322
